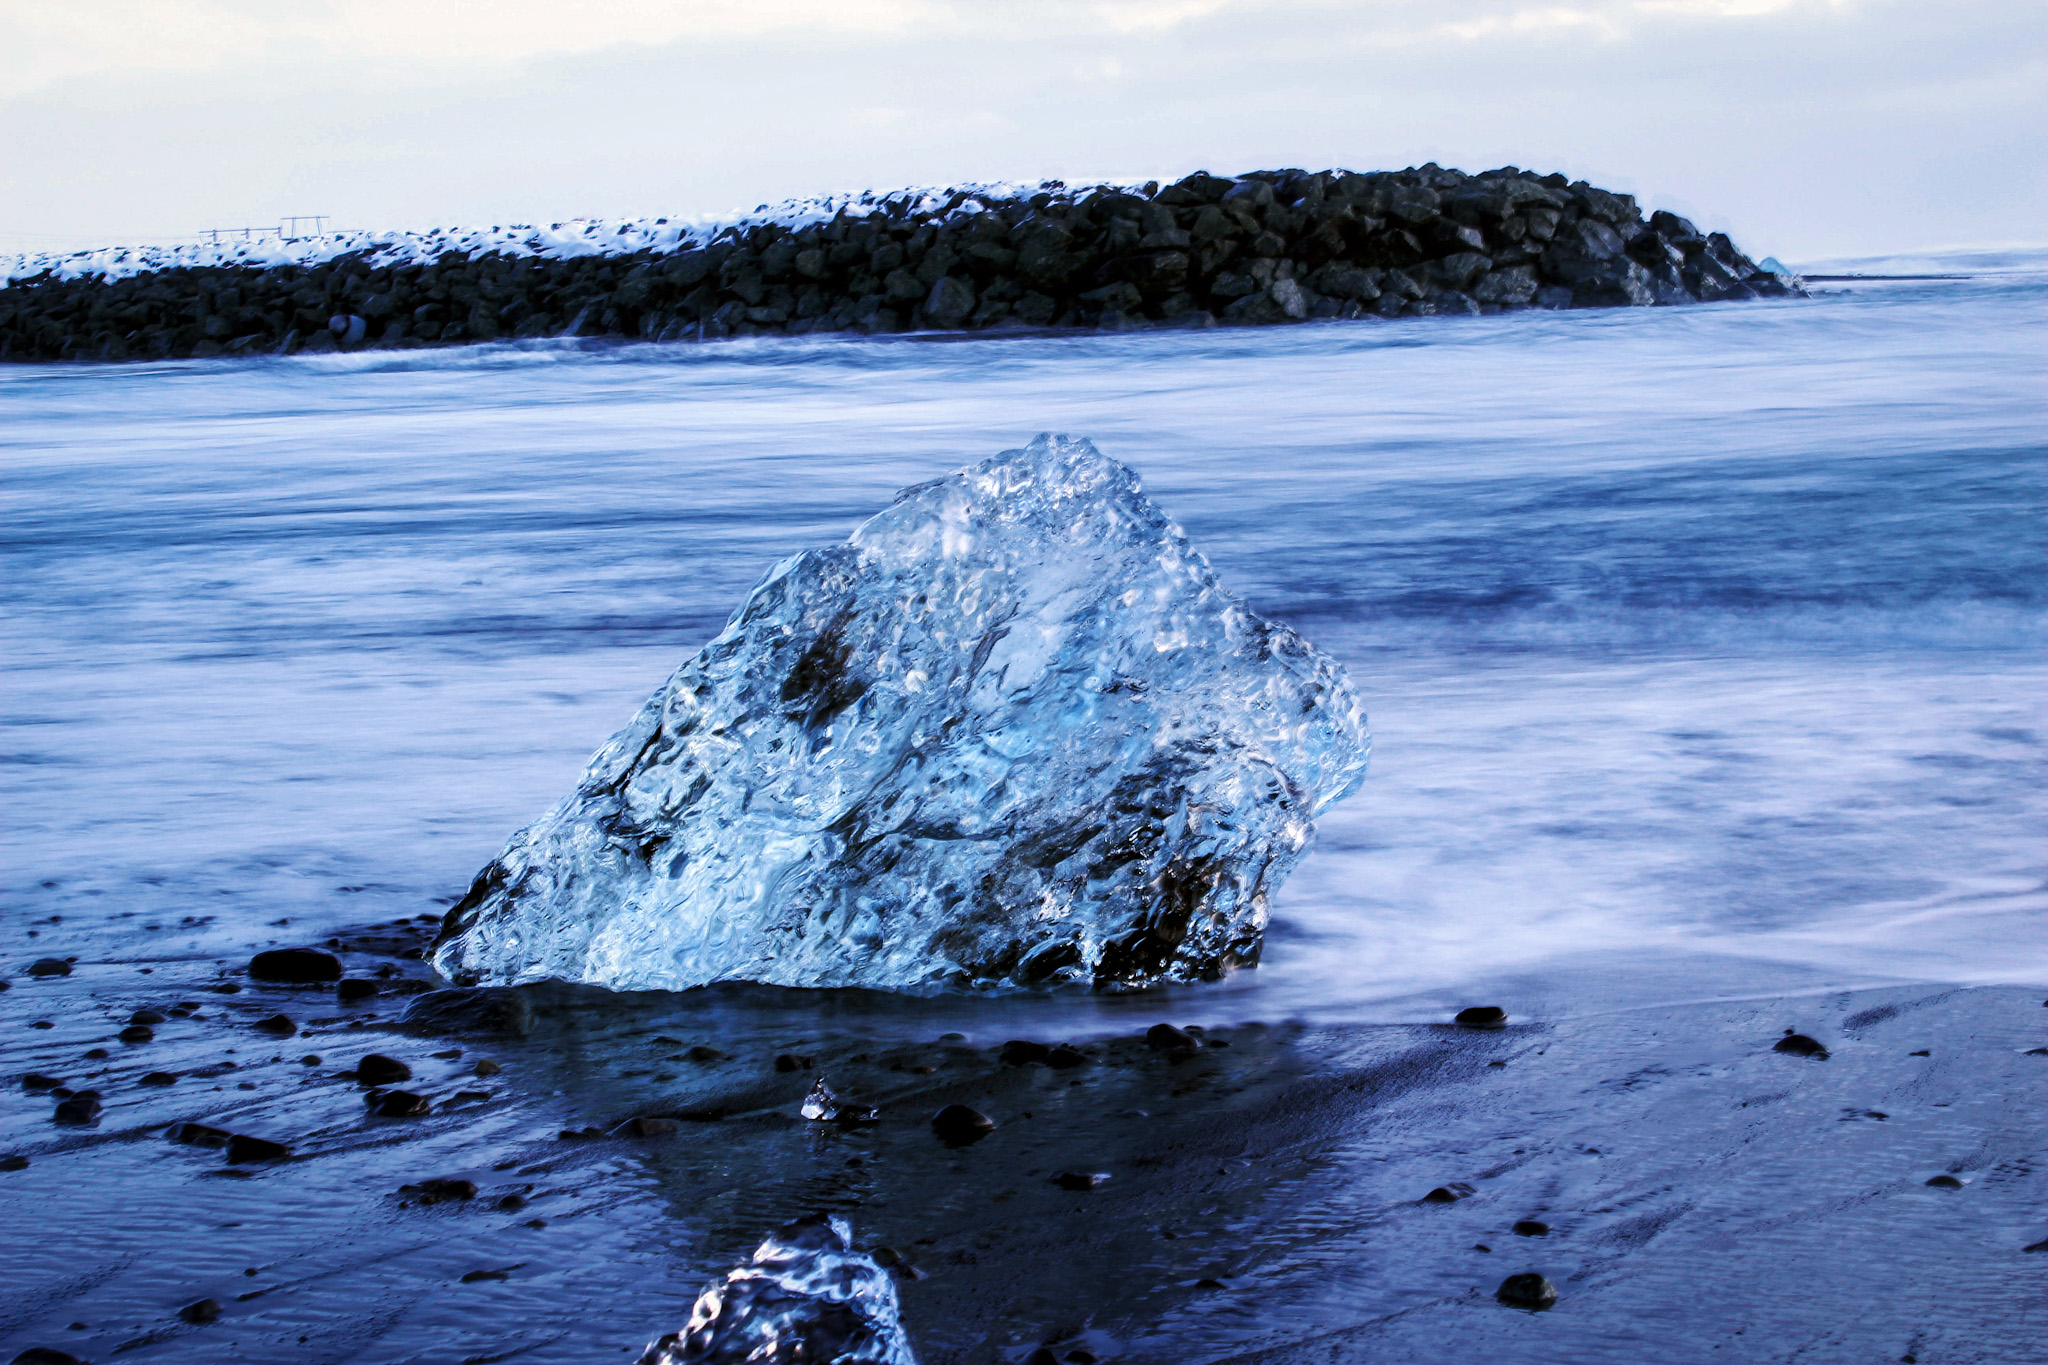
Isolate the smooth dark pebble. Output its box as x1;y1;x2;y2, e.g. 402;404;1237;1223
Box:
11;1348;87;1364
1774;1033;1829;1058
53;1093;102;1124
22;1073;63;1091
460;1267;515;1283
335;979;380;1003
773;1053;812;1072
119;1025;155;1044
252;1015;297;1037
225;1134;290;1163
684;1047;722;1063
371;1090;431;1117
1146;1023;1196;1051
2023;1238;2048;1253
1474;1243;1492;1252
356;1053;412;1085
1496;1272;1558;1309
1052;1170;1109;1191
129;1009;167;1025
0;1154;27;1171
30;1021;53;1030
1195;1277;1226;1290
1909;1049;1930;1056
248;948;342;983
177;1298;221;1324
27;958;72;978
1024;1349;1060;1365
82;1048;109;1060
1046;1045;1090;1069
1456;1005;1508;1028
211;982;242;994
1512;1220;1550;1236
139;1071;179;1087
167;1121;232;1148
1000;1039;1051;1065
1423;1182;1475;1204
1925;1175;1964;1188
473;1058;502;1076
931;1104;996;1145
497;1193;527;1211
428;1048;462;1059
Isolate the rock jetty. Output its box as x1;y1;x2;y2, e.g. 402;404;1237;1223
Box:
0;165;1799;363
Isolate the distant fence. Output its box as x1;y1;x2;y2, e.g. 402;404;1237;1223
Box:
205;216;330;244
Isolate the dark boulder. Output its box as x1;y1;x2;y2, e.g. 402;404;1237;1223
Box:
1455;1006;1507;1028
1774;1033;1829;1058
355;1053;412;1086
53;1092;101;1124
336;978;380;1003
27;959;71;978
931;1104;995;1146
251;1014;297;1037
1496;1272;1558;1309
224;1133;290;1163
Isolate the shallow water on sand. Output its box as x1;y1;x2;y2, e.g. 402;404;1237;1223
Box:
2;258;2044;1363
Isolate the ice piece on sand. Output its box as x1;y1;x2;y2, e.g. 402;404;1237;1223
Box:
637;1214;914;1365
434;434;1370;993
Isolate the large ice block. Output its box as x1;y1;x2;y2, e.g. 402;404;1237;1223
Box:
433;434;1369;992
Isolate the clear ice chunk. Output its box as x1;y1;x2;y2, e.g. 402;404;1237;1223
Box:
433;434;1370;993
637;1214;915;1365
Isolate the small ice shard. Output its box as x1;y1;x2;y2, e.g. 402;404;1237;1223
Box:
637;1214;915;1365
799;1077;840;1121
434;434;1370;993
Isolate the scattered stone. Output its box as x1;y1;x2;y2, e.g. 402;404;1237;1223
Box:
167;1121;232;1148
1194;1277;1226;1290
1925;1175;1964;1189
335;979;380;1003
1045;1045;1090;1070
1146;1023;1197;1051
399;1177;477;1203
210;983;241;994
1025;1349;1061;1365
248;948;342;983
356;1054;412;1086
224;1134;290;1163
1455;1006;1508;1029
119;1025;155;1044
11;1348;88;1364
1000;1040;1052;1065
129;1009;167;1025
177;1298;221;1324
429;1049;462;1059
931;1104;996;1146
82;1048;109;1060
2024;1237;2048;1253
497;1193;527;1211
53;1092;101;1124
473;1058;502;1076
610;1116;682;1138
1496;1272;1558;1310
27;958;72;978
1774;1034;1829;1058
1512;1220;1551;1236
774;1052;813;1073
30;1021;53;1030
251;1015;297;1037
460;1267;516;1283
1909;1050;1930;1056
1052;1170;1109;1191
1;1155;27;1171
22;1073;63;1091
370;1090;431;1117
1422;1182;1476;1204
139;1071;179;1087
400;988;532;1037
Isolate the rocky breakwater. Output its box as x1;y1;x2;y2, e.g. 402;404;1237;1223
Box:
0;165;1799;363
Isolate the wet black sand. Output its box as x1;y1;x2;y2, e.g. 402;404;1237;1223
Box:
4;924;2043;1364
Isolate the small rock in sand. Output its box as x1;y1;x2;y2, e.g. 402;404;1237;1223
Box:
1422;1182;1476;1204
774;1052;813;1073
248;948;342;983
1146;1023;1196;1051
399;1177;477;1203
1512;1219;1550;1236
28;958;72;978
473;1058;502;1076
370;1090;431;1117
1046;1045;1090;1069
252;1015;297;1037
11;1348;88;1363
1000;1040;1052;1065
119;1025;155;1044
139;1071;179;1087
177;1298;221;1324
335;979;380;1003
1925;1175;1964;1188
130;1009;167;1025
684;1047;723;1063
1;1154;28;1171
1496;1272;1558;1309
610;1116;682;1138
22;1073;63;1091
224;1134;290;1163
167;1121;232;1148
931;1104;996;1145
356;1054;412;1085
53;1092;101;1124
497;1193;527;1211
1774;1033;1829;1058
1052;1170;1109;1190
1456;1006;1508;1029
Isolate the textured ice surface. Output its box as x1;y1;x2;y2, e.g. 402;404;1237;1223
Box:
637;1215;915;1365
433;434;1369;993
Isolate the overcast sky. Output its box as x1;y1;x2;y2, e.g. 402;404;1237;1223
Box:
2;1;2041;262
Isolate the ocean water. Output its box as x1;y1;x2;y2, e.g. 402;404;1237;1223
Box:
2;258;2046;1365
5;259;2043;1023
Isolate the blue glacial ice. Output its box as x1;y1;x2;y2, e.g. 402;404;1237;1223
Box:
432;434;1369;993
636;1215;915;1365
